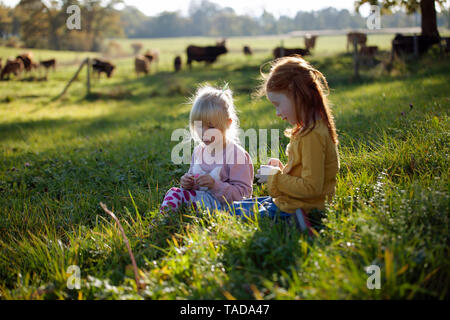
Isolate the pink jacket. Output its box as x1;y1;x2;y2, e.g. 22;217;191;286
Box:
188;142;254;205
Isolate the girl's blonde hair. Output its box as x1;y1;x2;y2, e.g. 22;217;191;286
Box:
189;84;241;145
257;55;338;144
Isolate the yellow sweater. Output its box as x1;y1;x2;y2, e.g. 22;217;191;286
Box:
267;120;340;213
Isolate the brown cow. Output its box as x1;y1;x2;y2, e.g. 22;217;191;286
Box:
1;58;23;80
144;50;158;63
16;52;34;73
359;45;379;66
40;59;56;71
304;35;317;51
273;47;310;59
243;46;252;55
92;58;115;78
135;56;150;76
174;56;182;72
359;45;378;56
347;32;367;52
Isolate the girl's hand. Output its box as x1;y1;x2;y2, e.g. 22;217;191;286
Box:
196;174;215;189
256;165;280;184
268;158;284;170
180;173;194;190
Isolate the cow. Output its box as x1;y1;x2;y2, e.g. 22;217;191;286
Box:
391;33;440;57
16;52;34;73
243;46;252;55
359;45;378;56
273;47;310;59
144;49;159;71
40;59;56;71
186;44;228;68
92;58;115;78
135;56;150;76
174;56;182;72
1;58;23;80
347;32;367;52
359;45;379;66
304;35;317;51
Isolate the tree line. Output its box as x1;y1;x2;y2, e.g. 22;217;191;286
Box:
0;0;123;51
121;0;449;38
0;0;448;51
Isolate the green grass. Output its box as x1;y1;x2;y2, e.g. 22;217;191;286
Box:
0;35;449;300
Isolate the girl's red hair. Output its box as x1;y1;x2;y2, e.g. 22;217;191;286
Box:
258;55;338;144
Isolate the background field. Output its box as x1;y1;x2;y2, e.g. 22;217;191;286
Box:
0;34;449;299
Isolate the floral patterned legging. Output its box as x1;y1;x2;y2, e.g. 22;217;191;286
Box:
160;187;221;214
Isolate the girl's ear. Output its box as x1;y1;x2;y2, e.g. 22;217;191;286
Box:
227;118;232;128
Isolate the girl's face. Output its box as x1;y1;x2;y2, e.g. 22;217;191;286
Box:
267;91;298;125
203;118;233;146
202;122;222;145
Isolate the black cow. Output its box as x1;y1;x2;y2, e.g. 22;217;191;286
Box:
273;47;310;59
392;34;440;57
243;46;252;55
92;58;115;78
174;56;182;72
186;44;228;68
40;59;56;71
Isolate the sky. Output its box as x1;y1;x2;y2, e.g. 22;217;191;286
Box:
1;0;374;17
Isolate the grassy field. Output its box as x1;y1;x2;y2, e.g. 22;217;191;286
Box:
0;34;449;299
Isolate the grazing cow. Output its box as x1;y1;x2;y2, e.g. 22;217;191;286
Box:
359;45;378;56
392;33;440;57
243;46;252;55
135;56;150;76
40;59;56;71
144;49;159;63
186;44;228;68
347;32;367;52
92;58;115;78
174;56;182;72
144;49;160;71
359;45;379;66
16;52;34;73
273;47;310;59
304;35;317;51
1;58;23;80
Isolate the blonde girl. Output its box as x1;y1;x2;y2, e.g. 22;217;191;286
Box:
160;84;254;213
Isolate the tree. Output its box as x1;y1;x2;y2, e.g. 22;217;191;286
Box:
355;0;447;37
0;2;13;38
